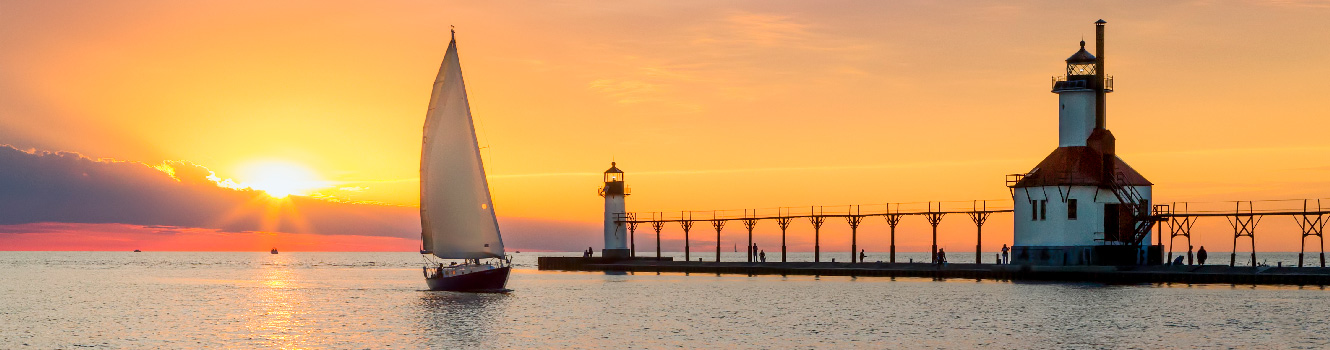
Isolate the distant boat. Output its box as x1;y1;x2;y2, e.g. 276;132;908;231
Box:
418;29;510;292
133;249;141;252
270;248;278;254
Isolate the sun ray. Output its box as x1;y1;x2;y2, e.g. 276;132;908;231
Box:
235;161;330;198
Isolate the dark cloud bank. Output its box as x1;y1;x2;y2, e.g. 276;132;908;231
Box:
0;145;598;250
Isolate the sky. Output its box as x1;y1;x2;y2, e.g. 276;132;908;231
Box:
2;0;1329;253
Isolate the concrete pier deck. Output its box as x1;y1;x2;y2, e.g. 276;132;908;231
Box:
538;257;1330;285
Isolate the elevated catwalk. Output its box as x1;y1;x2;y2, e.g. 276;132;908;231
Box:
538;257;1330;286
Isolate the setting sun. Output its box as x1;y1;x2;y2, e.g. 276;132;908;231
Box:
237;161;328;198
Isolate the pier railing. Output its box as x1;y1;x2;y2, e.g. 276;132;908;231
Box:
1153;198;1330;267
619;198;1330;268
621;200;1011;265
1050;75;1114;91
628;201;1014;222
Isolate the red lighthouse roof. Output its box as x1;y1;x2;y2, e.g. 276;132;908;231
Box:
1013;146;1151;188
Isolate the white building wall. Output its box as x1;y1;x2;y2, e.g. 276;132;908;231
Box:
1014;185;1153;247
603;194;627;250
1058;90;1096;147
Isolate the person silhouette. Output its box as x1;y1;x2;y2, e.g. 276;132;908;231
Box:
1198;246;1208;265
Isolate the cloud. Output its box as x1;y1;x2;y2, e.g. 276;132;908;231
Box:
0;145;611;251
0;222;417;252
0;145;419;238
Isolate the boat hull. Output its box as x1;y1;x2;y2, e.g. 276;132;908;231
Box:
425;266;510;292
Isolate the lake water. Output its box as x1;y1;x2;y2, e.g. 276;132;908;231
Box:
3;251;1328;349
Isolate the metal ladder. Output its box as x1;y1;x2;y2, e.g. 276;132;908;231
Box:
1105;171;1154;245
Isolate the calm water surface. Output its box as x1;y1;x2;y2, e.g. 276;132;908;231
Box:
2;252;1328;349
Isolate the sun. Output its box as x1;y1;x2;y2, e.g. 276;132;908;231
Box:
237;161;327;199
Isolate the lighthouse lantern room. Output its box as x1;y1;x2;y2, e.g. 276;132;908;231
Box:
1009;20;1162;266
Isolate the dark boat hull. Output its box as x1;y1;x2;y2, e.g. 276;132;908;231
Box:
425;266;511;292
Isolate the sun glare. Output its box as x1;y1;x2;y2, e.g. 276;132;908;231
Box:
237;161;327;198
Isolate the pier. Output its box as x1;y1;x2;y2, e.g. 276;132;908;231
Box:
536;258;1330;285
541;198;1330;285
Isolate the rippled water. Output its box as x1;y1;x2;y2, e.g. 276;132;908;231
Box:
3;252;1329;349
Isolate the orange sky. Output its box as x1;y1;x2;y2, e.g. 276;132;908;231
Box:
2;1;1329;252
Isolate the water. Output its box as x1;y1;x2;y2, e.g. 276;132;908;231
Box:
3;252;1329;349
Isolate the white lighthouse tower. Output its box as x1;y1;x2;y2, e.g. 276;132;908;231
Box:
599;162;631;258
1009;20;1161;266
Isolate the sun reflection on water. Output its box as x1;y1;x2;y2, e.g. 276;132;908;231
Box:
247;253;307;349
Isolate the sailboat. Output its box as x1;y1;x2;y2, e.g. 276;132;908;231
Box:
419;29;511;292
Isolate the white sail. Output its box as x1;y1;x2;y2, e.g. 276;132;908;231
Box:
420;35;504;259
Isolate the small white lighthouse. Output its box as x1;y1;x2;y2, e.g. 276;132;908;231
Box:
1009;20;1161;266
599;162;631;258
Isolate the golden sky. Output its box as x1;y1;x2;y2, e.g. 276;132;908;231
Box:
3;1;1329;251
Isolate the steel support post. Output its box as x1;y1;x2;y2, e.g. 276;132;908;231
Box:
885;213;902;263
968;201;991;265
809;206;825;263
743;213;758;263
628;213;638;258
777;213;792;263
1227;202;1262;267
847;209;863;263
681;212;694;262
651;217;664;260
712;217;726;263
1294;199;1326;268
926;202;946;263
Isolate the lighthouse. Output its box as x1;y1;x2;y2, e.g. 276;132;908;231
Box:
599;162;631;258
1008;20;1161;266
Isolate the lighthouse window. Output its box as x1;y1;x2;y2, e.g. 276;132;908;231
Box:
1030;200;1038;221
1068;63;1096;76
1040;200;1048;220
1068;199;1078;220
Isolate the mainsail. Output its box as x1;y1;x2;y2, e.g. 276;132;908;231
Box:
419;34;504;259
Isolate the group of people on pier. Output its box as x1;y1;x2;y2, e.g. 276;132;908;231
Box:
746;243;770;262
1173;246;1209;265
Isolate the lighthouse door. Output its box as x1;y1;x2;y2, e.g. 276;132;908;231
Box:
1103;204;1120;242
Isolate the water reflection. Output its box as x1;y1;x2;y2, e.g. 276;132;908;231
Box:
7;252;1330;348
246;253;307;349
415;291;510;348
